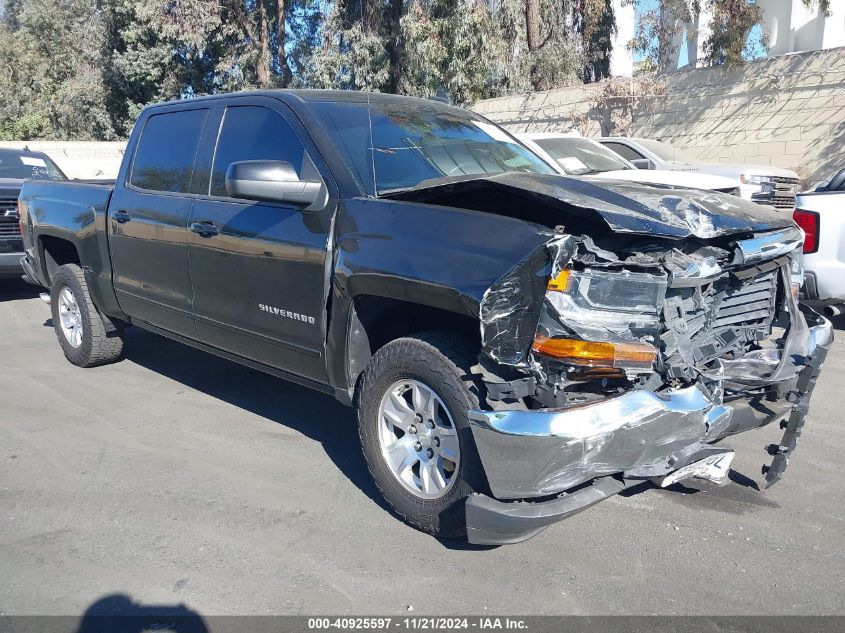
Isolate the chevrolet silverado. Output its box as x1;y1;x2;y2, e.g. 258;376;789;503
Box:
18;91;832;544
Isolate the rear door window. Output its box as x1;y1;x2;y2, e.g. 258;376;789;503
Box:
602;141;643;162
130;109;208;193
209;106;310;198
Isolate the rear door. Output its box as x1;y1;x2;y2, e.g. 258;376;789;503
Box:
109;105;209;337
187;96;336;382
601;141;645;162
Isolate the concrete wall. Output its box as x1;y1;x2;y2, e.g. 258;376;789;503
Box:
633;48;845;183
0;141;126;180
472;47;845;184
471;81;610;136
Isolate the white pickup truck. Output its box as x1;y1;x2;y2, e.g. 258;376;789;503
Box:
795;168;845;316
597;137;801;210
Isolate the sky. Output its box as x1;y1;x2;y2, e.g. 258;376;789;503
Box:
634;0;769;67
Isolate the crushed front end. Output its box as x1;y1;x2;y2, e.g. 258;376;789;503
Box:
468;225;832;545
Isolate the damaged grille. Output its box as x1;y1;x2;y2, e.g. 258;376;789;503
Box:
712;271;778;328
661;270;780;379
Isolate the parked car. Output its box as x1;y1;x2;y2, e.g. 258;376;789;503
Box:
1;147;67;279
519;133;740;194
18;91;831;545
795;167;845;316
596;137;800;209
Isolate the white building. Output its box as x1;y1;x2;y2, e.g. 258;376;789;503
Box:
615;0;844;76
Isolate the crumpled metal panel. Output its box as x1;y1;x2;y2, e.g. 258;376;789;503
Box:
479;234;574;367
702;267;810;388
468;386;735;498
384;172;793;239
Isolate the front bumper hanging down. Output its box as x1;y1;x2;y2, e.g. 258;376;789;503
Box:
464;311;833;546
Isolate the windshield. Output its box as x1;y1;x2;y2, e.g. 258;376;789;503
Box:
311;100;554;195
0;150;66;180
635;139;694;163
531;137;632;174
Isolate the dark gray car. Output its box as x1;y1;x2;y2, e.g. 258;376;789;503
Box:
0;148;67;278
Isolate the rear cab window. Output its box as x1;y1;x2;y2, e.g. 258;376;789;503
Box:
129;109;208;193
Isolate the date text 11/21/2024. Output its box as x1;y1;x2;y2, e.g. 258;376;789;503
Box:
307;618;528;630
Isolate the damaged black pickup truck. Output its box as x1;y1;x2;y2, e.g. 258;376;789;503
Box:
18;91;832;545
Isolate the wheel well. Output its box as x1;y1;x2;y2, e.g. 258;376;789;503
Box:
40;236;81;283
347;295;480;385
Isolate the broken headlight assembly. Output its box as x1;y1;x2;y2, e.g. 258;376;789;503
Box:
532;268;668;372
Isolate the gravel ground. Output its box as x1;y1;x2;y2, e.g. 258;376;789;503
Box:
1;278;843;617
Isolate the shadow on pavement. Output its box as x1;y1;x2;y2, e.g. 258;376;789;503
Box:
119;327;506;550
75;594;208;633
0;277;40;301
119;327;389;513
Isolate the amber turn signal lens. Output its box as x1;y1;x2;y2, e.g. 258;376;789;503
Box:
547;268;571;292
532;335;657;368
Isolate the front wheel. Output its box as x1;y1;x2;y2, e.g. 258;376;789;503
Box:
50;264;124;368
357;332;487;538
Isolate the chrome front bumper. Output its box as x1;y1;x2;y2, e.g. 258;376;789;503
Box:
465;309;832;544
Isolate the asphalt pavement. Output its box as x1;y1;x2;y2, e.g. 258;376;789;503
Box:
1;278;843;616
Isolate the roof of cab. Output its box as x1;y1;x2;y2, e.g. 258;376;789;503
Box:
145;89;459;111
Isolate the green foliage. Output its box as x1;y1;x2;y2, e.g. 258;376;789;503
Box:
307;0;584;102
630;0;767;74
630;0;699;74
803;0;831;17
306;0;392;91
575;0;617;83
701;0;765;68
0;0;115;140
399;0;507;103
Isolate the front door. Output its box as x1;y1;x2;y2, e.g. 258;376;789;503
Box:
187;99;335;382
109;106;209;338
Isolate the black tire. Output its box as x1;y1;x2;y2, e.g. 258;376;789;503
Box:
357;331;487;538
50;264;124;368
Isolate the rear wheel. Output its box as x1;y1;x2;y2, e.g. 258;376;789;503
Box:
357;332;486;538
50;264;124;367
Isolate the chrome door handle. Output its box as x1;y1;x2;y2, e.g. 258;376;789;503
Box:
190;221;220;238
112;210;132;224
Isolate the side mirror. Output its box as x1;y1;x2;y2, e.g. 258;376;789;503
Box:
630;158;655;170
225;160;324;207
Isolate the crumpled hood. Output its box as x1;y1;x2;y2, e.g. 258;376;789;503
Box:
384;172;794;240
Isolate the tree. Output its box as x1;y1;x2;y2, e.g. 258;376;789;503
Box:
1;0;24;30
803;0;831;16
0;0;115;140
630;0;766;73
629;0;698;74
306;0;392;91
701;0;764;68
400;0;506;103
573;0;616;82
519;0;583;91
100;0;226;136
